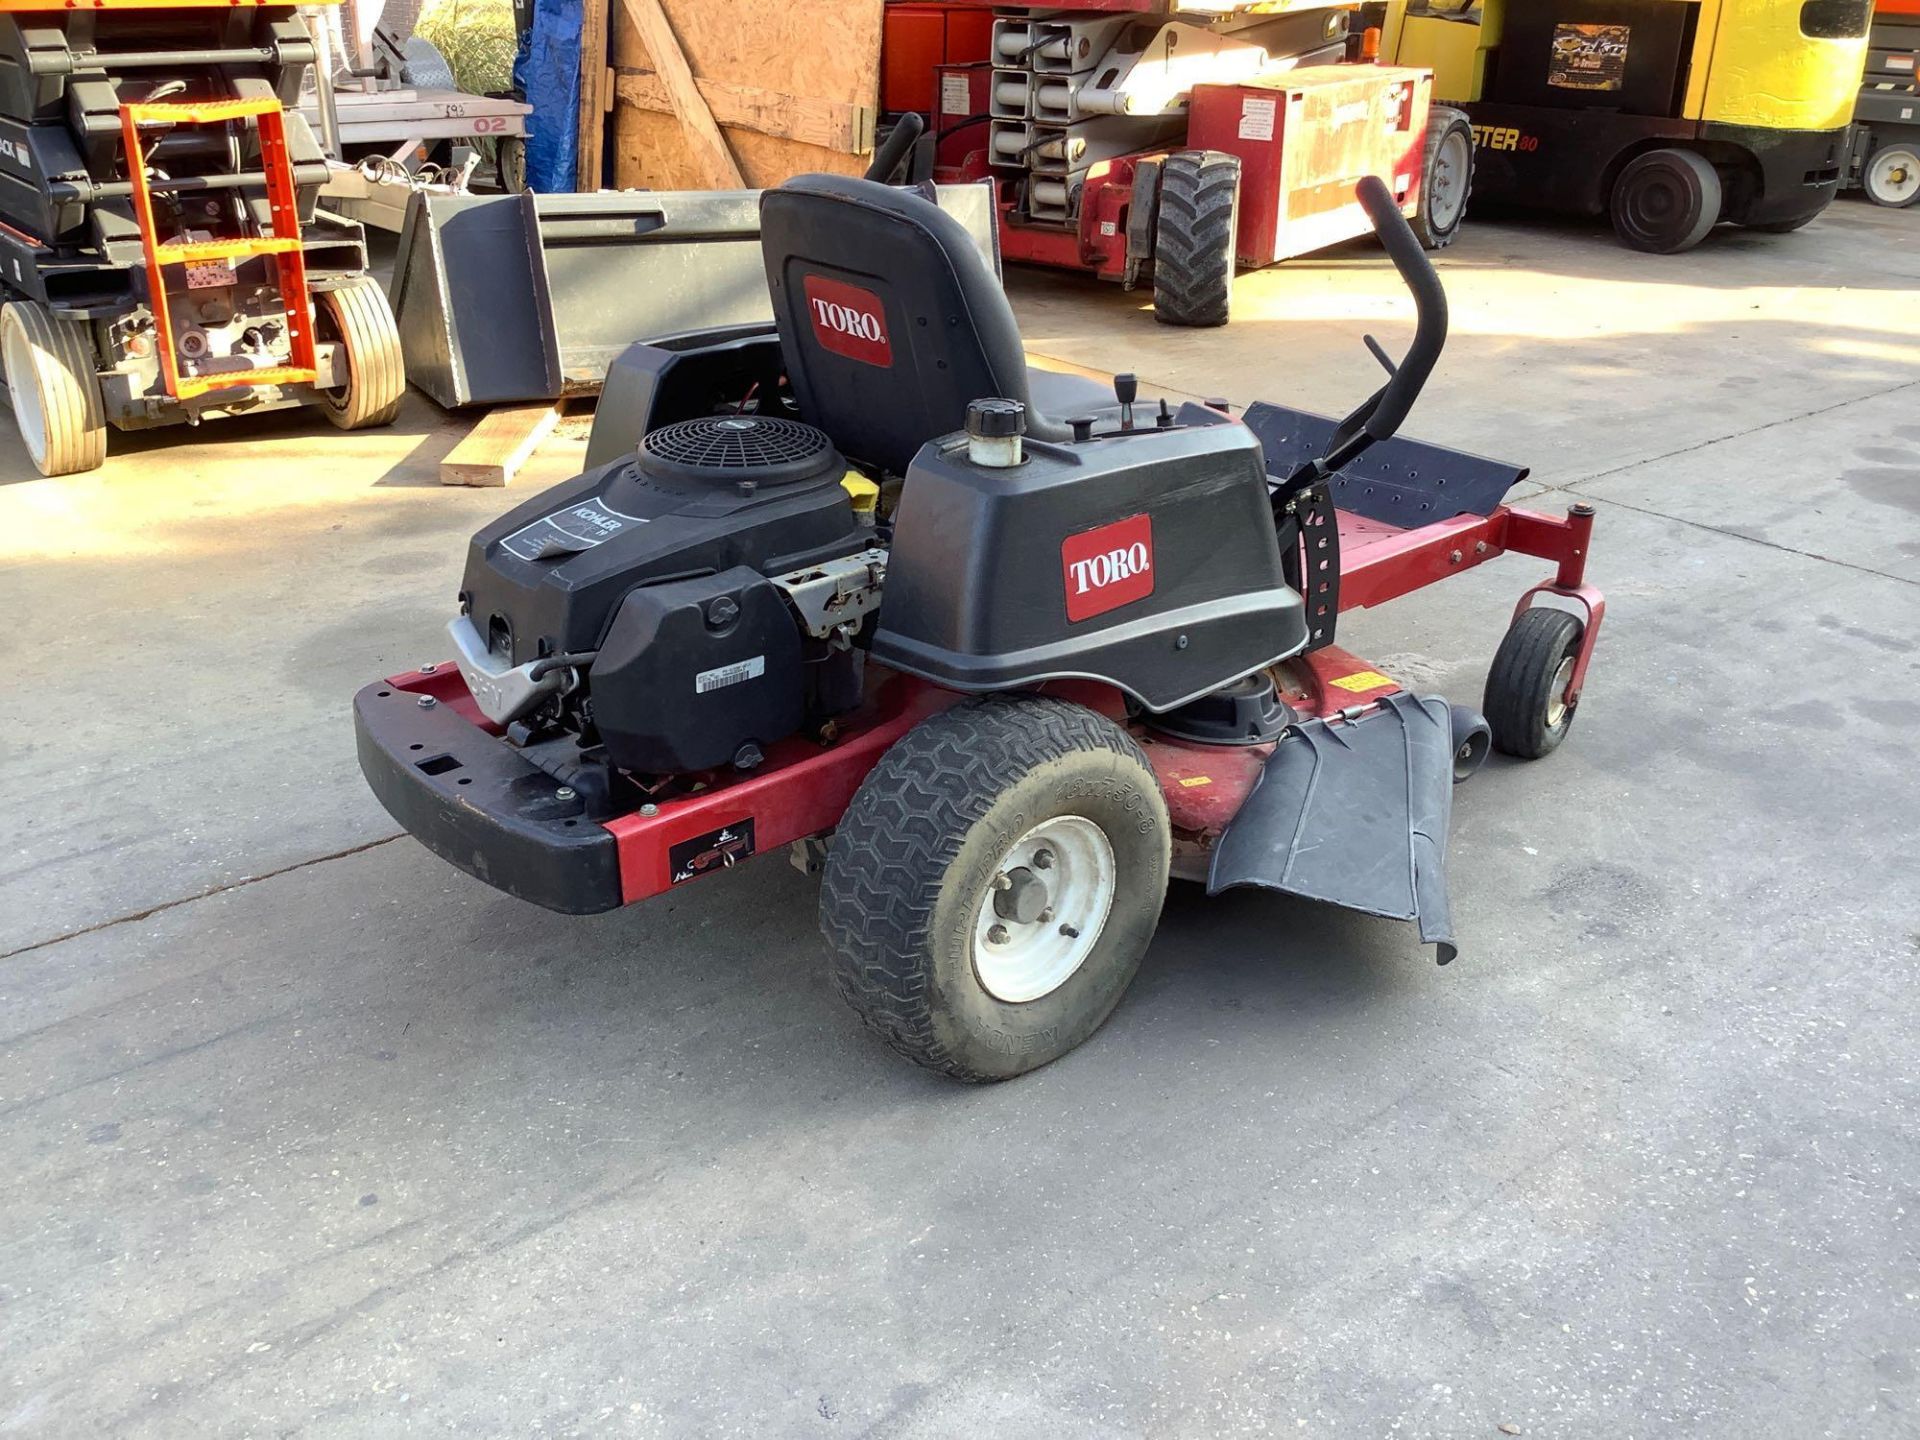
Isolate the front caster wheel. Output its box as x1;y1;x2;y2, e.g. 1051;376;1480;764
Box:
819;695;1171;1082
1484;607;1585;759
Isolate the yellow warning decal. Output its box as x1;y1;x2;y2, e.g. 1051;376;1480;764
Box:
1330;670;1395;693
1178;775;1213;788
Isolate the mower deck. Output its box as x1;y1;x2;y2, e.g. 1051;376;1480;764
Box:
354;492;1602;918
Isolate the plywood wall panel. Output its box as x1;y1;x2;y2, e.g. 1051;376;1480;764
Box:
607;0;883;190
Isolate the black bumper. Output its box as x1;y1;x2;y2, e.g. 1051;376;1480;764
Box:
1703;123;1849;227
354;680;624;914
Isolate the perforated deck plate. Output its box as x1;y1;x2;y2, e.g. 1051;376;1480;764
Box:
1208;692;1461;962
1241;401;1529;527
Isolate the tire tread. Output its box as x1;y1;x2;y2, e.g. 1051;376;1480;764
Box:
819;696;1162;1081
2;300;106;476
1153;150;1240;328
1484;607;1584;759
318;277;404;429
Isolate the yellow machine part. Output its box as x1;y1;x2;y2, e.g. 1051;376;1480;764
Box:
1380;2;1503;102
1380;0;1868;131
1690;0;1867;130
840;471;880;523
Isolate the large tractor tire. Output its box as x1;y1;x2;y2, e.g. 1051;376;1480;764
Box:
1;300;106;477
1153;149;1241;328
1413;106;1475;250
313;276;405;430
1610;147;1721;254
819;695;1172;1082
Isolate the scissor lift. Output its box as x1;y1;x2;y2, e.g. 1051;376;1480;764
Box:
0;0;404;476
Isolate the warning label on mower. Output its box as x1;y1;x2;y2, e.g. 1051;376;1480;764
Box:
670;819;756;885
503;501;646;561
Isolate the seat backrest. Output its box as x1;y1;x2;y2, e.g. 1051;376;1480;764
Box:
760;174;1032;475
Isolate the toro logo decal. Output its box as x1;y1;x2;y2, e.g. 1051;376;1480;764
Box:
1062;513;1154;623
802;274;892;367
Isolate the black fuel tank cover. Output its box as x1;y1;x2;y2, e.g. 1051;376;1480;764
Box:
639;416;839;488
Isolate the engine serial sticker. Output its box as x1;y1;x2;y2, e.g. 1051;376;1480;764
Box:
695;655;766;694
502;500;647;562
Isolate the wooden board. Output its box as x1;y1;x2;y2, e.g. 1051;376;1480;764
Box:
608;0;884;191
440;402;565;488
576;0;610;190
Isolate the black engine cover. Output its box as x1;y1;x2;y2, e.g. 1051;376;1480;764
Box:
592;568;803;774
460;419;866;667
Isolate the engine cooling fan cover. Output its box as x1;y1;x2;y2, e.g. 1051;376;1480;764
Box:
638;415;842;488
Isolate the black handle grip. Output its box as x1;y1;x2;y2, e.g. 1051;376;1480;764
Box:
864;112;926;184
1353;173;1448;443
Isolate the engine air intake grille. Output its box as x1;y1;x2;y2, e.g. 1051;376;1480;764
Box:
641;416;834;477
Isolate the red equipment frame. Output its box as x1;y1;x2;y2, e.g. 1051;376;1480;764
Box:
376;499;1602;907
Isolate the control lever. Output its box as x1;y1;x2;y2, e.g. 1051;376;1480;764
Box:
1113;372;1137;431
1270;174;1449;515
1155;398;1173;429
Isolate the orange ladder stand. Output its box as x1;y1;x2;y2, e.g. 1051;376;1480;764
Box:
117;97;317;400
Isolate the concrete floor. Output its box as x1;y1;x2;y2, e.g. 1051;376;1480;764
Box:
2;199;1917;1438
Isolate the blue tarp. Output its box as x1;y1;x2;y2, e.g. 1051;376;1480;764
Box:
521;0;581;192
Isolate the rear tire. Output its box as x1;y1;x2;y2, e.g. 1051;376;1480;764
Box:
1;299;106;477
1484;608;1585;759
1413;106;1474;250
1153;150;1240;328
313;276;404;430
819;695;1171;1082
1610;147;1721;253
1863;144;1920;209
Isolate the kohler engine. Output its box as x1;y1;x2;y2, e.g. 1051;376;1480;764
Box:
450;415;879;792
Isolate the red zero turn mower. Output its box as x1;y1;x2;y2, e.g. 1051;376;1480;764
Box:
354;170;1605;1082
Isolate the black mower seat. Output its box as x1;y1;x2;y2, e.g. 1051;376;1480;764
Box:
760;174;1153;475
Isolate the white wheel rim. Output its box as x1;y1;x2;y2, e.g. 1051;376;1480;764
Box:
1430;128;1471;229
1546;655;1576;729
3;319;48;464
1868;149;1920;205
972;815;1116;1004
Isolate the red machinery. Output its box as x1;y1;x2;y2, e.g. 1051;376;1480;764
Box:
370;498;1601;908
881;0;1474;325
354;175;1605;1081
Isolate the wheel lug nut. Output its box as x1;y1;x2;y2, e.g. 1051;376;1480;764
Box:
1059;923;1080;939
1038;907;1054;924
1033;848;1054;870
987;924;1010;945
992;874;1013;891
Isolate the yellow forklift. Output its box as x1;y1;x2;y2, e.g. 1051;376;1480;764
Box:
1371;0;1873;251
